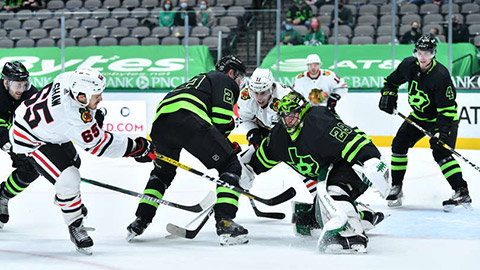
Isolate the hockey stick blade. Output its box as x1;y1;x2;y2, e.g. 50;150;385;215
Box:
249;198;285;220
155;153;297;206
166;208;214;239
81;178;215;213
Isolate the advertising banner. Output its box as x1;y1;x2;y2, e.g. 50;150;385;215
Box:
260;43;480;90
99;100;147;136
0;45;215;90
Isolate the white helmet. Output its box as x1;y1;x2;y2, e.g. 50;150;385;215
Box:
248;68;274;93
306;54;322;66
69;67;106;107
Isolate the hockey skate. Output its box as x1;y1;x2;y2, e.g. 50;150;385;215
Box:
126;216;151;242
442;187;472;212
386;185;403;207
291;201;321;237
318;232;368;254
0;194;8;229
216;218;248;246
360;210;387;231
69;218;94;255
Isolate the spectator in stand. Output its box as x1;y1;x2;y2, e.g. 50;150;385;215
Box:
2;0;24;11
286;0;313;27
429;27;441;43
426;0;446;5
174;0;196;28
280;19;303;46
22;0;42;10
452;15;470;43
304;17;325;45
159;0;176;28
306;0;333;8
409;0;425;6
196;0;216;28
400;21;422;44
329;2;353;29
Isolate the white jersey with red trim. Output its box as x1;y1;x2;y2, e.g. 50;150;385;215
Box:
237;81;292;131
9;72;129;158
293;69;348;105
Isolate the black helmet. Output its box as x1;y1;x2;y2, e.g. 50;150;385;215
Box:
1;61;29;82
215;55;246;77
414;35;436;54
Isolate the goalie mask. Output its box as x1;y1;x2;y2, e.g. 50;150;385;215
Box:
248;68;274;107
278;91;310;141
69;67;106;107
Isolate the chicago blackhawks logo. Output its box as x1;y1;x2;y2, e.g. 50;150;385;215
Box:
270;98;280;111
240;88;250;100
79;108;93;123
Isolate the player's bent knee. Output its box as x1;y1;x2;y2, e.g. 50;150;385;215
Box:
54;166;81;196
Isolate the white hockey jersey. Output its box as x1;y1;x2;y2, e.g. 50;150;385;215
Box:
10;72;129;158
237;81;292;131
293;69;348;106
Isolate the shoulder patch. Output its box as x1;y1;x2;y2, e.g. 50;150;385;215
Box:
323;70;331;76
296;73;304;79
270;98;280;112
240;88;250;100
79;108;93;123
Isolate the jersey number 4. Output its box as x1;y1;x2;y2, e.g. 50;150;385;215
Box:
23;88;53;129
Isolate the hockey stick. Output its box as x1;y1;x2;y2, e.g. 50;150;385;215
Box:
249;198;286;220
81;178;215;213
154;153;296;206
166;205;215;239
394;110;480;173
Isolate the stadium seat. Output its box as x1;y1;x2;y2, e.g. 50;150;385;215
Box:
37;38;56;47
161;37;180;45
29;29;48;40
16;38;35;48
141;37;160;46
78;37;97;46
351;36;373;45
119;37;139;46
182;37;201;45
99;37;118;46
151;26;171;38
131;26;151;38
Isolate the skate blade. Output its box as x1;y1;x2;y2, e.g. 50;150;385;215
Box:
76;246;93;256
219;234;249;246
0;222;4;229
387;198;402;207
443;203;473;212
126;231;138;242
323;244;367;254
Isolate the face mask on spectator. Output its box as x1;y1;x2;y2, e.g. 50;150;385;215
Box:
180;2;187;8
200;4;206;9
164;4;170;9
285;25;292;31
311;22;319;28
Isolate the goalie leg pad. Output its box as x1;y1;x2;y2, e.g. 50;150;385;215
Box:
353;157;391;198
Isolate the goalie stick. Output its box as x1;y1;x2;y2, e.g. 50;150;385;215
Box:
81;178;215;213
154;153;297;206
395;110;480;173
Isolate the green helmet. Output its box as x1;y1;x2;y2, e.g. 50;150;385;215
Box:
278;91;310;141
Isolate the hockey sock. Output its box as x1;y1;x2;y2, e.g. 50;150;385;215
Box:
391;153;407;186
214;186;239;220
438;156;467;190
1;172;32;199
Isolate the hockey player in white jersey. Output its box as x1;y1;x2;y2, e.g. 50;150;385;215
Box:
293;54;348;113
237;68;291;149
9;67;155;255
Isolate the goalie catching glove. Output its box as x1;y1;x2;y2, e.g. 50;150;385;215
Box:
124;137;155;162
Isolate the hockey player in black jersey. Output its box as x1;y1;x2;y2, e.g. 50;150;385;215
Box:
127;55;250;246
240;91;391;253
379;35;472;211
0;61;39;229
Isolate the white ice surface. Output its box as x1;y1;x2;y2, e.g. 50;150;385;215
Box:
1;147;479;270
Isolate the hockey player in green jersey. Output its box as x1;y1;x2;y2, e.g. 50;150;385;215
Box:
127;55;249;246
239;91;391;253
379;34;471;211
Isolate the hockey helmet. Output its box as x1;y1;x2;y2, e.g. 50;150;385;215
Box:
2;61;29;82
248;68;274;93
306;54;322;67
414;35;436;57
215;55;246;79
69;67;106;107
278;91;310;141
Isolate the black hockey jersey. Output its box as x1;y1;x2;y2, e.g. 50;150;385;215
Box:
155;70;240;136
249;106;373;178
0;80;38;149
384;57;458;125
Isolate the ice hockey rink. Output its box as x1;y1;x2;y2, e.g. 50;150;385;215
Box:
1;146;479;270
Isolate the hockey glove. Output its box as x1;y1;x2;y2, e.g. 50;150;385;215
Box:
231;141;242;155
429;126;450;150
327;93;341;113
378;88;398;114
125;137;155;163
246;127;269;149
239;145;256;190
95;110;105;129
